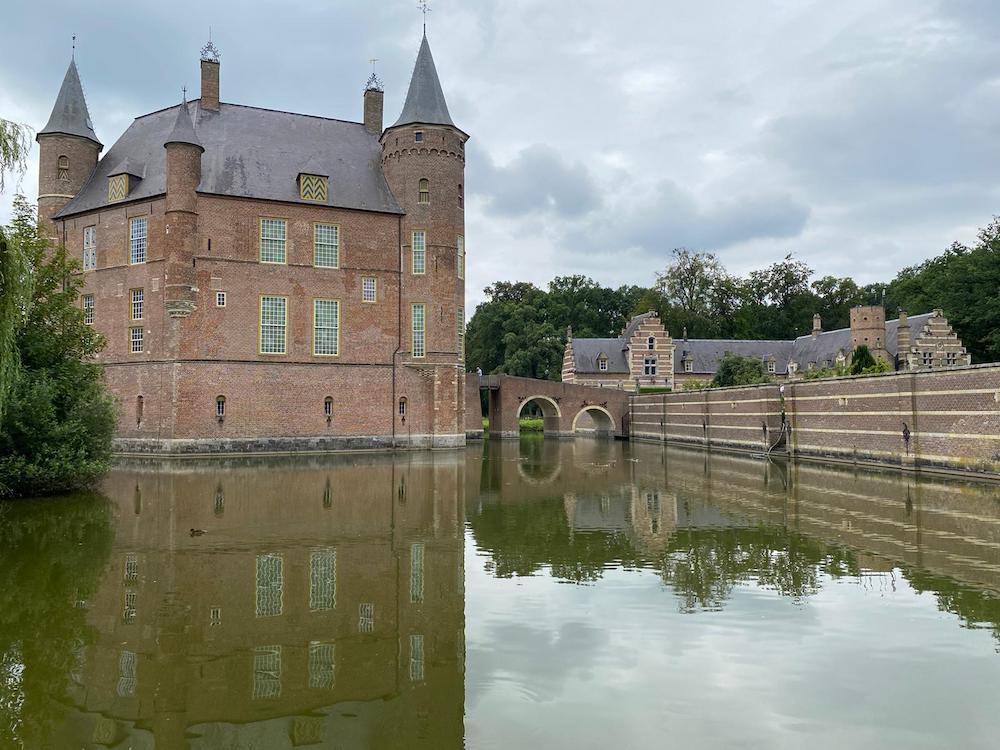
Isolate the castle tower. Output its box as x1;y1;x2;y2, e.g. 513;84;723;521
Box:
849;305;888;362
382;32;469;445
36;57;102;236
162;98;203;328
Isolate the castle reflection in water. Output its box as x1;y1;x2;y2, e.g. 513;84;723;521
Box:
3;438;999;747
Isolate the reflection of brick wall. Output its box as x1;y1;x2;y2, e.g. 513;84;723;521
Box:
632;363;1000;477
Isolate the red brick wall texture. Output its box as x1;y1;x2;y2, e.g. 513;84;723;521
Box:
631;364;1000;478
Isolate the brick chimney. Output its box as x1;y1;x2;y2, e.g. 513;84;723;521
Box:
896;309;911;370
200;37;221;112
812;313;822;337
364;87;383;135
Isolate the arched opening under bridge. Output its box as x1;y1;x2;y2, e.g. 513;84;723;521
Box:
572;405;616;438
517;396;562;435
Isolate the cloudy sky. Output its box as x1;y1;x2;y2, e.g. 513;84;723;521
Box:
2;0;999;311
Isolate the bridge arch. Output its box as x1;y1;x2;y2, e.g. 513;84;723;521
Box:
517;395;562;435
572;405;616;437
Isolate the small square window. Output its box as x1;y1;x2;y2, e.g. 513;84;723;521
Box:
414;131;424;143
216;291;227;307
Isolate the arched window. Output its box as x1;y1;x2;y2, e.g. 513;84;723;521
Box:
216;395;226;419
458;183;464;208
324;396;333;419
399;397;408;417
647;336;656;350
418;178;430;204
135;395;144;424
57;155;69;180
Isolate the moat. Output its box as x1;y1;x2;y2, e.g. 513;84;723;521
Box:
2;439;999;749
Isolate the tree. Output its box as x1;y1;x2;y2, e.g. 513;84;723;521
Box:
711;354;771;388
850;345;876;374
0;118;31;193
0;197;117;498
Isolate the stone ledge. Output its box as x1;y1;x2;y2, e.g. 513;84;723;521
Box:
113;433;466;456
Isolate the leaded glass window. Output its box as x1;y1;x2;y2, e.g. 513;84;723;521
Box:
83;294;94;325
412;231;426;274
411;303;426;358
260;296;287;354
129;217;147;264
131;288;144;320
314;223;339;267
130;327;143;354
313;299;340;356
83;226;96;270
259;219;287;263
363;276;377;303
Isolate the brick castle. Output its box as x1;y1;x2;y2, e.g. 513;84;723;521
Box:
37;34;468;452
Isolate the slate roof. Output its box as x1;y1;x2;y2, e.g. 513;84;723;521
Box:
622;311;658;341
790;313;933;366
56;101;403;218
571;337;629;374
391;33;456;129
675;339;795;375
163;99;203;151
38;59;102;147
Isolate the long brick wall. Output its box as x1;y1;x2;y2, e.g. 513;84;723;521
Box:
631;363;1000;478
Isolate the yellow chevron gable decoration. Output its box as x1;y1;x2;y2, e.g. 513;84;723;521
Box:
299;174;329;203
108;174;129;202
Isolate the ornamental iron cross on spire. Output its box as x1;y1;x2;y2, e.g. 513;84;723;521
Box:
418;0;431;33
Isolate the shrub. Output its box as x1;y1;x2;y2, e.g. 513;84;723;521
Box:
711;354;771;388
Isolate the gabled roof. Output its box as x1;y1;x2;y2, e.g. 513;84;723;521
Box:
390;33;456;129
38;59;102;147
56;101;403;218
675;339;795;375
571;337;630;374
108;157;144;179
790;313;934;365
164;99;203;152
622;311;659;342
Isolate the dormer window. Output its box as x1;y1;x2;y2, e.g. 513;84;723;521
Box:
299;173;329;203
683;359;693;373
598;355;608;372
647;336;655;350
418;178;430;204
767;360;776;374
108;174;129;202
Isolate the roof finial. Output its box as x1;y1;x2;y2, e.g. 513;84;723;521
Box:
418;0;431;34
201;28;221;63
71;34;76;60
366;57;384;92
182;85;187;102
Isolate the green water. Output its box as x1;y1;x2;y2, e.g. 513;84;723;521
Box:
1;438;999;749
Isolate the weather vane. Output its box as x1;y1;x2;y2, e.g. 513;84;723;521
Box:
366;57;384;92
201;26;221;63
418;0;431;33
71;34;76;59
182;85;187;101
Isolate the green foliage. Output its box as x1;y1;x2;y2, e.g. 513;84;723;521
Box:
682;379;711;391
0;493;113;747
518;417;544;432
0;118;31;193
0;226;31;420
850;345;876;375
710;354;771;388
0;196;117;498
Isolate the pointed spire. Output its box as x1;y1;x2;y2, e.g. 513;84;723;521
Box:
39;58;102;147
391;34;455;128
164;97;204;152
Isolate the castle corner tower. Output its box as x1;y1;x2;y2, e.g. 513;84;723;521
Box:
382;32;469;446
37;57;103;236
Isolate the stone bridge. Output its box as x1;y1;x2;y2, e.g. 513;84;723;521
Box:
465;374;631;439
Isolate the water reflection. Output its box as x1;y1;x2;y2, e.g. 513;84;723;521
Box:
2;439;999;748
468;437;1000;639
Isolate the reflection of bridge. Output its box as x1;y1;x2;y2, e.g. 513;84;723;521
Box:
466;374;630;439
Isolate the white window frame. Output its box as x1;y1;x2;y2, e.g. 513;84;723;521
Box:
252;645;281;699
130;326;143;354
313;223;340;268
83;294;94;325
362;276;377;303
130;288;144;321
683;359;693;373
308;641;335;689
259;296;287;355
412;230;426;275
259;218;287;264
410;542;424;604
409;634;424;682
647;336;655;350
216;291;226;307
255;554;283;617
598;356;608;371
411;303;426;358
313;299;340;356
457;235;465;280
643;357;657;376
767;360;776;374
129;216;147;265
457;306;465;359
309;548;336;611
358;602;374;633
83;225;97;270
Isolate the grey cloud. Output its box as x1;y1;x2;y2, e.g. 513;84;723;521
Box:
468;142;601;218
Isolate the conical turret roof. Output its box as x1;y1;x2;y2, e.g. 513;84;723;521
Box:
391;33;455;129
39;59;102;147
163;100;203;152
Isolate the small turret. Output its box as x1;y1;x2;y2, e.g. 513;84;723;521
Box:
36;56;102;234
163;98;203;321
